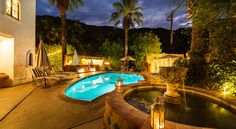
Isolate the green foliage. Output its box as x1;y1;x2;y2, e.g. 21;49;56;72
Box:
67;21;85;48
36;16;85;47
208;61;236;95
110;0;143;28
173;57;189;67
36;18;61;44
99;39;123;70
50;0;84;12
45;44;73;67
209;19;236;62
191;0;234;28
130;32;162;70
186;51;208;87
186;0;236;95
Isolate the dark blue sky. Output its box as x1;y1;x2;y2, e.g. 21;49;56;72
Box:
36;0;190;29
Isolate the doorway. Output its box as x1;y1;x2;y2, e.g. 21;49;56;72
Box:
0;35;14;79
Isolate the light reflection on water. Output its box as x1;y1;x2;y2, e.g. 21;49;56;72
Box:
65;72;144;101
125;90;236;129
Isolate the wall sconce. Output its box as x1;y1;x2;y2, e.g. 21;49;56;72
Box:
151;97;165;129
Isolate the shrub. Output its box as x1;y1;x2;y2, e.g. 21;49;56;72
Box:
130;32;162;71
173;57;189;67
99;39;123;70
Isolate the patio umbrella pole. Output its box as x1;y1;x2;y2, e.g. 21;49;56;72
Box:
43;66;46;87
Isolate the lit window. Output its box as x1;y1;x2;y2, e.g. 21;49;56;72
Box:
6;0;20;20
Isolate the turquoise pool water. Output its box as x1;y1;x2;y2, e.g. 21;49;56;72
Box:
65;72;144;101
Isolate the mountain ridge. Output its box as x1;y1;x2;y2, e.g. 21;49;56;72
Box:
36;15;191;55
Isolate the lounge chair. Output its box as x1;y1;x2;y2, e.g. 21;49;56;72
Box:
31;68;59;87
45;67;77;81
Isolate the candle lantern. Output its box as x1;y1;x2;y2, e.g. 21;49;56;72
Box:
116;77;123;87
116;77;123;90
151;97;165;129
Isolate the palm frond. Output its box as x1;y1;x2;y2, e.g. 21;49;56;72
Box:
134;7;143;12
114;20;121;26
68;4;73;13
113;2;124;11
50;0;56;5
130;21;135;28
69;0;84;11
110;12;120;22
110;0;143;27
134;12;143;18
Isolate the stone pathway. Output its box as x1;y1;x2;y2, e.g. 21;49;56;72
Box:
0;78;105;129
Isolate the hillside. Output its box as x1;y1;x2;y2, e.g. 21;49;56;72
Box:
36;15;191;55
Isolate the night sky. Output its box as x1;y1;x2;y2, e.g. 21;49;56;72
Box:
36;0;190;29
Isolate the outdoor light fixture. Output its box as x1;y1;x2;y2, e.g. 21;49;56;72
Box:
151;97;165;129
78;68;85;73
67;60;72;65
104;61;110;65
116;77;123;91
116;77;123;86
89;67;96;72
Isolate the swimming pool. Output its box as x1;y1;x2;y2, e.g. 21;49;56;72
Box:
65;72;144;101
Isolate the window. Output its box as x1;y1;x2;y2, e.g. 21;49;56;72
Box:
6;0;20;20
26;50;33;67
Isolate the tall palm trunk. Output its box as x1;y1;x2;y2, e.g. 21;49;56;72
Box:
124;28;128;56
60;9;67;71
190;20;204;52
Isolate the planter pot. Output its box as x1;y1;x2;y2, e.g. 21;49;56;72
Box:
159;67;187;104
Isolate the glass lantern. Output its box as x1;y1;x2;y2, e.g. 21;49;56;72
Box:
116;77;123;86
116;77;123;90
151;97;165;129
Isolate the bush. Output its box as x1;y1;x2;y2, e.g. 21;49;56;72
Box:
99;39;123;70
45;44;73;67
130;32;162;71
208;61;236;95
173;57;189;67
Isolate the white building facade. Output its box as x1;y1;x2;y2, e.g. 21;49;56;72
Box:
0;0;36;86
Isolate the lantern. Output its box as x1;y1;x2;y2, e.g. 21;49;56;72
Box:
116;77;123;90
151;97;165;129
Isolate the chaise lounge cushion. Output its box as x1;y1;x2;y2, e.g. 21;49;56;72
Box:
0;73;9;81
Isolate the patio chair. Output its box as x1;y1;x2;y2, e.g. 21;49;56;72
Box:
45;67;77;81
31;68;59;87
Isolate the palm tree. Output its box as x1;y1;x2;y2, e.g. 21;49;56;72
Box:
110;0;143;56
50;0;83;71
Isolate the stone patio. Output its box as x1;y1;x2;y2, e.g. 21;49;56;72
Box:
0;76;105;129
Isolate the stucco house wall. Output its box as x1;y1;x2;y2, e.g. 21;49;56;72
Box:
0;0;36;86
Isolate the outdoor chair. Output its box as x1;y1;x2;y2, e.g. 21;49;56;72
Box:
31;68;59;87
45;67;77;81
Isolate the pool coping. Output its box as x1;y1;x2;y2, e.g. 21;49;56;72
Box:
104;81;236;129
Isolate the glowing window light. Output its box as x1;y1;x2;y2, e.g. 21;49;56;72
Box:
6;0;20;20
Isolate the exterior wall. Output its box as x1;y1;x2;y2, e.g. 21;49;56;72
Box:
0;0;36;85
147;53;184;73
